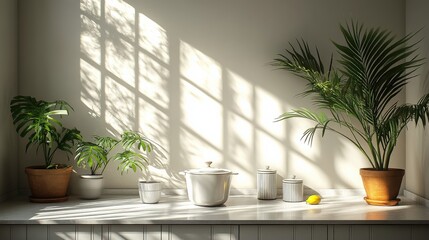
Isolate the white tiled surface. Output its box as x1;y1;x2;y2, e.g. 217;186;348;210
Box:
1;195;429;224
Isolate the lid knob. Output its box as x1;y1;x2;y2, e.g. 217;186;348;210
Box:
205;161;213;168
266;166;270;170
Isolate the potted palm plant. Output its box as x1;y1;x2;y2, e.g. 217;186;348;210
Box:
75;130;162;202
272;22;429;206
10;95;81;202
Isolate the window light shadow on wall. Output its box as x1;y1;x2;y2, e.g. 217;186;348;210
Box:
79;0;353;190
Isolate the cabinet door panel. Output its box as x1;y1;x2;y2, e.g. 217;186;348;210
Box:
27;225;48;240
108;225;143;240
371;225;411;240
260;225;294;240
239;225;258;240
312;225;328;240
0;225;10;240
11;225;26;240
168;225;211;240
49;225;76;240
145;225;162;240
351;225;370;240
76;225;102;240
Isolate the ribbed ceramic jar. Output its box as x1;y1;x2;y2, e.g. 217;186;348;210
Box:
138;181;162;204
282;176;303;202
257;166;277;200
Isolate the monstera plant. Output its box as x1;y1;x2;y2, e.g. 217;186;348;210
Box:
272;22;429;205
75;130;160;200
10;95;81;202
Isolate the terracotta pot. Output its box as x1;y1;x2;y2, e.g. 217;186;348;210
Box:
359;168;405;206
25;165;73;203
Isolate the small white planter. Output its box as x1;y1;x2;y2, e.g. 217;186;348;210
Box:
79;174;103;200
138;181;161;204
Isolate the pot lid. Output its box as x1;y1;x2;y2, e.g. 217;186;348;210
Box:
257;166;276;174
185;161;233;175
283;175;303;183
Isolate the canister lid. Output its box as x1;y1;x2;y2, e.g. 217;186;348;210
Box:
283;175;303;183
184;161;234;175
257;166;276;174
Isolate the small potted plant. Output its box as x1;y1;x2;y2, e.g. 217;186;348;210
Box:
272;22;429;205
10;95;81;203
75;130;163;202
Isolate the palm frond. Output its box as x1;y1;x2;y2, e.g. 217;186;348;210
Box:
273;21;426;170
114;150;147;174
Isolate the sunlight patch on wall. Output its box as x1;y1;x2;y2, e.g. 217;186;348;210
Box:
228;112;254;188
105;77;135;134
256;130;285;175
255;87;285;140
289;117;321;159
228;70;254;120
179;128;223;167
80;59;101;116
180;41;222;100
80;0;101;18
180;80;223;149
105;38;135;87
139;54;169;109
80;5;102;118
105;0;135;39
80;15;101;64
289;151;328;188
334;139;364;187
139;13;169;64
138;99;169;152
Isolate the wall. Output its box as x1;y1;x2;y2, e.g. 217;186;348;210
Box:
0;0;18;200
405;0;429;199
18;0;405;193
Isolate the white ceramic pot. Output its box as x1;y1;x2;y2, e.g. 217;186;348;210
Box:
282;176;303;202
257;166;277;200
138;181;161;204
79;174;103;200
180;161;238;207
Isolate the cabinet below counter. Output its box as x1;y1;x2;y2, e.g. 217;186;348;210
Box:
0;195;429;239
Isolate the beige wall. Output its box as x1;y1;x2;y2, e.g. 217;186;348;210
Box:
0;0;18;200
18;0;405;192
405;0;429;199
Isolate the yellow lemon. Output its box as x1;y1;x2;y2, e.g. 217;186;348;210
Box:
306;195;321;205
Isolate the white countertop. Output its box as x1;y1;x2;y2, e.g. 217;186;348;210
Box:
1;195;429;225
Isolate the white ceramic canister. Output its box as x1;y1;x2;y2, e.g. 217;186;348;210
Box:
282;176;303;202
180;161;238;207
138;181;162;204
79;174;104;200
257;166;277;200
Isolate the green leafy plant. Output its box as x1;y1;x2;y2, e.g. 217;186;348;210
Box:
10;95;82;169
272;22;429;170
75;130;158;175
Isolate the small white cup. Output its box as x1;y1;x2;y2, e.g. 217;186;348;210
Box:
138;181;161;204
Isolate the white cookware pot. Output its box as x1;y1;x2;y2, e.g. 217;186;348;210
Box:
180;161;238;207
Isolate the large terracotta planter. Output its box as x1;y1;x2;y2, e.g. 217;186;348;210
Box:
360;168;405;206
25;165;73;203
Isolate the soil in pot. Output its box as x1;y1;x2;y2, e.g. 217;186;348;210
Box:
360;168;405;206
25;165;72;203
